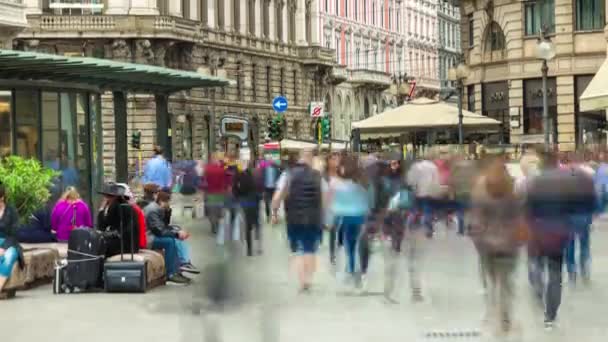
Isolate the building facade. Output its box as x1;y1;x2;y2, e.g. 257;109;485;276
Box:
0;0;27;47
404;0;441;97
460;0;606;150
315;0;441;140
16;0;337;179
437;0;460;94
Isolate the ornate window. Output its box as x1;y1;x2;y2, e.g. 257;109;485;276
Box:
182;0;190;19
484;21;506;51
233;0;240;31
468;14;474;47
306;0;312;42
263;0;270;37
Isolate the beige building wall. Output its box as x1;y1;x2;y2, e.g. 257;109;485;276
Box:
460;0;607;151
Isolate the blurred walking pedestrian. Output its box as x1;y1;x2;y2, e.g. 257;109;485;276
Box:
469;157;525;334
272;150;325;292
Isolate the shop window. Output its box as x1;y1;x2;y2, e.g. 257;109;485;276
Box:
523;78;557;140
15;90;40;159
576;0;605;31
575;75;606;147
524;0;555;36
0;91;12;158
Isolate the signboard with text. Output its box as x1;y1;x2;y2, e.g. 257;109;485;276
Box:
219;116;249;141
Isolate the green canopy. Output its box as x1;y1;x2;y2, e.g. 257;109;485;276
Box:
0;49;229;93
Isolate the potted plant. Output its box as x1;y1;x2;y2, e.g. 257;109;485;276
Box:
0;156;59;223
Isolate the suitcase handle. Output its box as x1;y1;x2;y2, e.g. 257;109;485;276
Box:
119;203;136;262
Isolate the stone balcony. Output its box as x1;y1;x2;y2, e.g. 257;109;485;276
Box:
20;14;300;57
330;65;348;84
298;45;336;66
0;0;28;29
416;76;441;90
349;69;392;89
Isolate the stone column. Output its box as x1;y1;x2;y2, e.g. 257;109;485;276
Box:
508;79;524;142
208;0;217;28
168;0;182;17
309;0;320;45
105;0;129;15
295;0;306;46
129;0;159;15
225;0;234;31
255;0;262;37
282;2;288;42
557;75;576;152
239;0;248;35
268;0;276;40
23;0;42;15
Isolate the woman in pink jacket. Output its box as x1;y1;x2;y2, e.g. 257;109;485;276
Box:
51;187;93;242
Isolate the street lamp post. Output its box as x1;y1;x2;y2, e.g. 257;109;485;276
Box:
535;28;556;151
391;73;413;105
449;60;471;146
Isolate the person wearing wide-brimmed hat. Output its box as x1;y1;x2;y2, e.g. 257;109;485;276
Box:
97;183;141;257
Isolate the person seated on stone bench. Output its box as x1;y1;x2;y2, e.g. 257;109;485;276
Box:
16;201;56;244
0;183;24;292
51;187;93;242
144;191;197;285
97;183;140;258
137;183;159;210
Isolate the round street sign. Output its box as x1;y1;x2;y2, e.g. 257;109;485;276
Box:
272;96;288;113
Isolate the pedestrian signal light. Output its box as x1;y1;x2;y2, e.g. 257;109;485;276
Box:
321;117;331;140
131;131;142;150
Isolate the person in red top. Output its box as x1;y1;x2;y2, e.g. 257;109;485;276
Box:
202;155;230;234
116;183;147;249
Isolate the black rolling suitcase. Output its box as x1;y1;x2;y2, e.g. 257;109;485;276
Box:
104;203;147;293
55;228;106;294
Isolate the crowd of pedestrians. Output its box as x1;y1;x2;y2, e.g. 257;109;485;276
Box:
188;144;605;338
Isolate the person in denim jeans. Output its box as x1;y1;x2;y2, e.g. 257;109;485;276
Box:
0;183;21;292
566;214;591;284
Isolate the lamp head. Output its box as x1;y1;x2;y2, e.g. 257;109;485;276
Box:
535;39;556;61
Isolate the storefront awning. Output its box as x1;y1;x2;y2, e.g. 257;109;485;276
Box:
580;58;608;112
0;49;229;93
352;98;501;134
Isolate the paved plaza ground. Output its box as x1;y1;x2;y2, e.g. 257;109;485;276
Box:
2;209;608;342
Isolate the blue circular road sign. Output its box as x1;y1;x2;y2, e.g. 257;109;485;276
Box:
272;96;288;113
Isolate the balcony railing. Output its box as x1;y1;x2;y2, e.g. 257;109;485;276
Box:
349;69;392;88
0;0;27;28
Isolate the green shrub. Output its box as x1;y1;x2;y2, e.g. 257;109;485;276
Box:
0;156;59;223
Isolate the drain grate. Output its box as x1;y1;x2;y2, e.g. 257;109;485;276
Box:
423;330;482;339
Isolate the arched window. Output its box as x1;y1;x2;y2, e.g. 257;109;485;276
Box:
484;21;506;52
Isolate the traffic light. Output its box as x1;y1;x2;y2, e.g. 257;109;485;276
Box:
131;131;141;149
321;117;331;141
267;117;283;141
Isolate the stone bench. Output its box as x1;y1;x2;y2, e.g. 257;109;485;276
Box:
2;247;60;299
106;250;166;290
1;247;165;299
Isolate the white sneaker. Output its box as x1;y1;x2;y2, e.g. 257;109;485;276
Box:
359;274;369;294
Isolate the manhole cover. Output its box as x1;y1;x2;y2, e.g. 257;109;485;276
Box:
423;330;482;339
